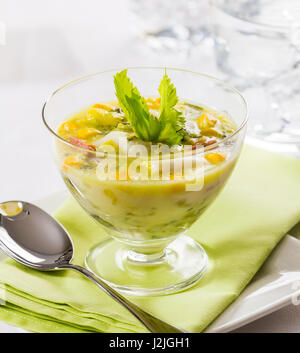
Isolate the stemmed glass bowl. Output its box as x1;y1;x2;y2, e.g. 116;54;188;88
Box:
42;67;247;296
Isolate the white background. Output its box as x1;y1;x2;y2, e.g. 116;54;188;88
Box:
0;0;300;333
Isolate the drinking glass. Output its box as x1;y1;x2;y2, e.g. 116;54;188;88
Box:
212;0;300;85
129;0;211;52
42;67;247;296
212;0;300;146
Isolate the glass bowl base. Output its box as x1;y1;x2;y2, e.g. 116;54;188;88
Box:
85;235;208;296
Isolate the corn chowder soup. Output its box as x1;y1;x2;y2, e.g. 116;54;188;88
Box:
56;85;237;246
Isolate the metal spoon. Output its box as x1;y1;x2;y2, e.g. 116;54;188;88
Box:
0;201;187;333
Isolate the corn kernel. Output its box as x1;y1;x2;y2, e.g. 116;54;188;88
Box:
92;103;112;111
146;97;160;110
205;153;226;164
197;113;216;131
64;155;83;167
75;127;100;139
59;121;77;133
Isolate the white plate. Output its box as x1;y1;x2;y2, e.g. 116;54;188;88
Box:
0;191;300;333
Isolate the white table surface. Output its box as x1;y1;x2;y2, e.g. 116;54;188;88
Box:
0;0;299;333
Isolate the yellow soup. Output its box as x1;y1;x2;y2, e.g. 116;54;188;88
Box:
56;99;237;246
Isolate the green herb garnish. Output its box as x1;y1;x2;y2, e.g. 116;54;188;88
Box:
114;69;184;145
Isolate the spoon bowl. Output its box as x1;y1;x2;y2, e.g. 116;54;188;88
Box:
0;201;73;269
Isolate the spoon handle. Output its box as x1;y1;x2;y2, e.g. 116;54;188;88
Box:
59;263;187;333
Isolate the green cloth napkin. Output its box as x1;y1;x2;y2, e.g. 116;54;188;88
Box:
0;145;300;333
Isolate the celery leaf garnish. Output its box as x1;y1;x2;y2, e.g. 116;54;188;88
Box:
157;72;184;145
114;70;160;142
114;69;184;145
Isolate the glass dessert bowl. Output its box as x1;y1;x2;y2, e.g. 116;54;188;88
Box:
42;67;247;296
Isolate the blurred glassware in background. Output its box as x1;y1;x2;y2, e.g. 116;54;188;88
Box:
212;0;300;150
212;0;300;86
263;68;300;143
129;0;211;53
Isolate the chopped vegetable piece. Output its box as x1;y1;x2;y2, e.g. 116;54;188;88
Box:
116;122;133;132
100;139;119;152
202;128;223;138
87;108;121;128
69;136;96;151
203;139;217;147
104;189;118;204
